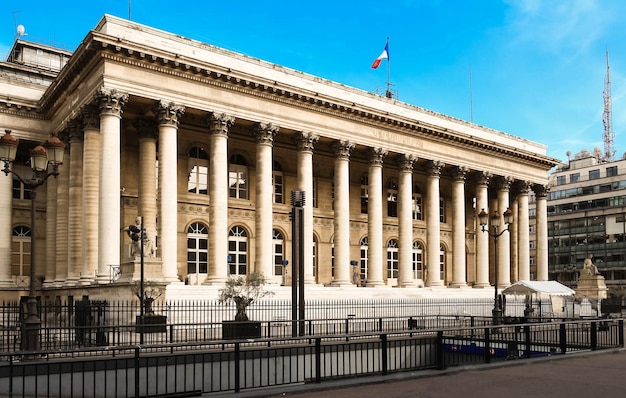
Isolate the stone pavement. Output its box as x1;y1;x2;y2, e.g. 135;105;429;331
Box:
222;348;626;398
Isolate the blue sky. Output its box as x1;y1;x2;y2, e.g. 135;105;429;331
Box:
1;0;626;163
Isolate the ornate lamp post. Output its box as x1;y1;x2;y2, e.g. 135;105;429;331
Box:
478;207;513;325
0;129;65;351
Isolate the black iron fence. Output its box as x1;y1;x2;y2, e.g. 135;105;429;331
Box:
0;318;622;397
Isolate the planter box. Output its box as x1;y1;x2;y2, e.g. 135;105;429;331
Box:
136;315;167;333
222;321;262;340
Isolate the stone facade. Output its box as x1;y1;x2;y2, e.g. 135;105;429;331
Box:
0;15;559;300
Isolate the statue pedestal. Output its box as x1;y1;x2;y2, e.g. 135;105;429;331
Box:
576;274;608;300
118;257;163;283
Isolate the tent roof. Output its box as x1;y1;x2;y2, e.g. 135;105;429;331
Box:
502;280;575;296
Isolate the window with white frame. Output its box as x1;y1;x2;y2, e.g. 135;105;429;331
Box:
187;222;208;282
412;241;423;279
387;179;398;217
360;236;368;283
272;161;284;204
12;226;31;276
387;239;399;279
228;226;248;275
273;229;284;276
187;147;208;194
229;154;248;199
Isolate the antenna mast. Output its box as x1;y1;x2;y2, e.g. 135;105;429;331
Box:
603;50;615;161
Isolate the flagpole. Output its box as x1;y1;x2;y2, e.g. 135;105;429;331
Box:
385;37;391;98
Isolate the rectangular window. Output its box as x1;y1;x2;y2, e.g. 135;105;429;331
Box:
589;169;600;180
439;199;446;223
556;175;566;185
606;166;618;177
570;173;580;183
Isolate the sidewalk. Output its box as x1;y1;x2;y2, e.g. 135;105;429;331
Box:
225;348;626;398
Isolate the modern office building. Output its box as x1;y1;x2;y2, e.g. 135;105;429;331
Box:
544;149;626;291
0;15;559;301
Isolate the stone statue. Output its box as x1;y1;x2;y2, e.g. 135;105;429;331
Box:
128;216;156;258
582;254;600;278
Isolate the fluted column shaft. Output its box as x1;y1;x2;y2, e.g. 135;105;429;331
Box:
80;106;100;284
55;159;69;284
295;132;319;284
331;141;354;285
156;101;185;282
398;155;415;287
135;119;158;253
252;123;278;279
43;176;58;286
426;161;444;286
67;124;84;285
0;169;14;286
206;113;234;283
497;178;512;288
474;173;491;288
450;166;468;287
96;88;128;282
535;185;549;280
366;148;386;287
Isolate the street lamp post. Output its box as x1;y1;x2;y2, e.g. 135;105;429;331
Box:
478;207;513;326
0;129;65;351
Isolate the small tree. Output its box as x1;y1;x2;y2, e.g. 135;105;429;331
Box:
131;282;164;316
218;272;274;321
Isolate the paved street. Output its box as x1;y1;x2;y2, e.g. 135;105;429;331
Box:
236;348;626;398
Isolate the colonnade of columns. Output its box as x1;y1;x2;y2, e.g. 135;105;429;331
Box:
1;87;551;290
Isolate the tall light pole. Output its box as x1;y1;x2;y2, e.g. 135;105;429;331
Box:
0;129;65;351
478;207;513;325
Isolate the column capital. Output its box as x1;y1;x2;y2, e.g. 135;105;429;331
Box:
68;119;84;142
368;147;388;166
453;165;469;182
80;104;100;130
295;131;319;152
95;87;128;116
155;101;185;127
333;140;354;159
207;112;235;136
475;171;492;187
133;117;158;140
397;154;416;171
252;122;279;144
533;183;549;198
426;160;445;177
512;180;532;196
495;175;514;191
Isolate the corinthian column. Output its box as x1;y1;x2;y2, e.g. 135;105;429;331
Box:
67;121;84;286
95;88;128;283
331;140;354;286
474;172;491;288
134;118;158;256
295;131;319;284
156;100;185;282
252;122;278;280
397;154;415;287
43;170;58;287
450;166;468;288
426;160;444;287
55;153;69;285
205;112;234;284
366;147;387;287
517;182;531;281
534;184;549;280
0;157;14;286
80;105;100;284
496;176;513;288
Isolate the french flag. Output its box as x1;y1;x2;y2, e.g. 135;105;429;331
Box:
371;42;389;69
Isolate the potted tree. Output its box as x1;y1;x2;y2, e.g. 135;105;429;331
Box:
132;282;166;333
218;272;273;339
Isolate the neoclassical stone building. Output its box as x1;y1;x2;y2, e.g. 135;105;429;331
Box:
0;15;559;300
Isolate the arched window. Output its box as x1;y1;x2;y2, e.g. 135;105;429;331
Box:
273;161;284;204
440;244;446;281
360;236;368;283
228;226;248;275
312;235;317;278
387;179;398;217
387;239;399;279
12;226;31;276
187;222;208;284
229;154;248;199
187;147;209;194
412;241;423;279
273;229;284;276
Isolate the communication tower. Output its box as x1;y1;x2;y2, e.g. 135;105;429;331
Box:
602;51;615;161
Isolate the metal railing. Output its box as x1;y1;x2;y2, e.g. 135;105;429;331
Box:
0;318;621;397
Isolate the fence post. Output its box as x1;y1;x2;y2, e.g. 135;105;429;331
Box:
134;346;140;398
524;325;531;358
315;337;321;383
234;342;241;393
590;321;597;350
559;323;567;354
484;328;491;364
619;319;624;347
381;334;388;375
378;318;383;332
436;330;445;370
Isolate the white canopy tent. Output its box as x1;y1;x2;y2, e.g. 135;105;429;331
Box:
502;280;575;297
502;280;577;318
